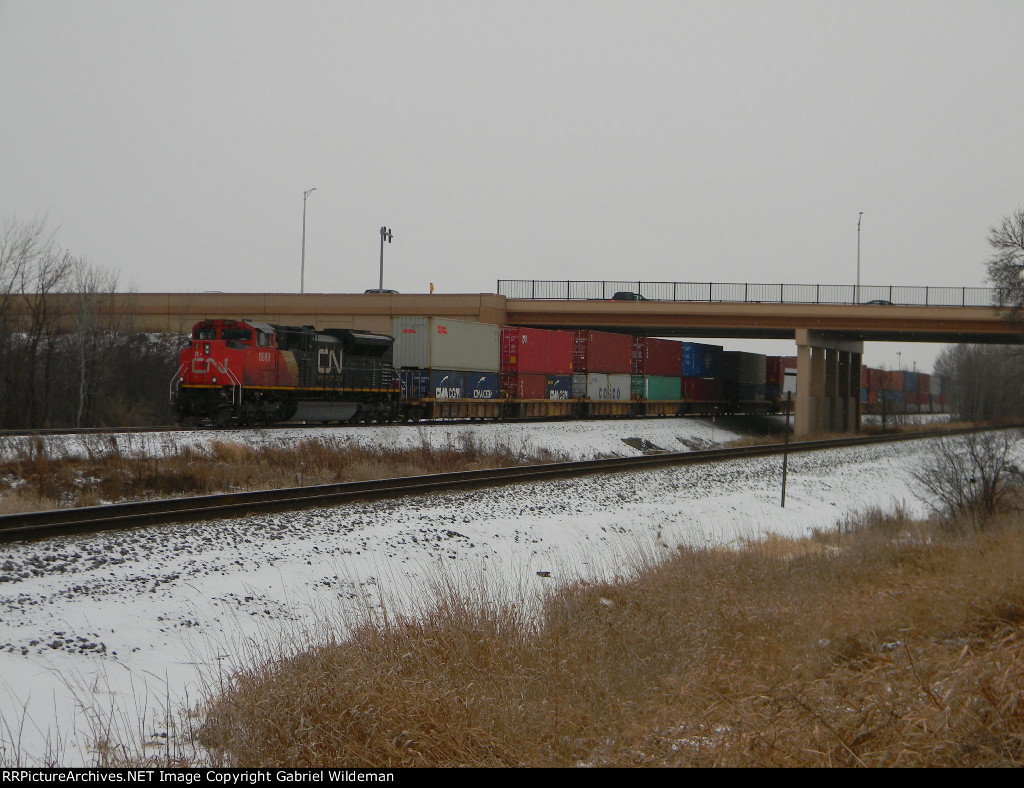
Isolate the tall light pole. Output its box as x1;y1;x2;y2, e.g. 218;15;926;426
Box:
300;187;316;293
379;226;392;292
856;211;863;303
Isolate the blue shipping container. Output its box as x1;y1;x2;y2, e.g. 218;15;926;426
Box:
397;369;430;399
465;372;500;400
903;371;918;391
680;342;723;379
430;370;465;399
546;375;573;400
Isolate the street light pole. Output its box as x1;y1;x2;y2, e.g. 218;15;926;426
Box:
379;226;392;292
301;187;316;294
856;211;863;303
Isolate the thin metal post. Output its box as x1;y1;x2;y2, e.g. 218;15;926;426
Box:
300;187;316;293
856;211;863;303
781;391;792;507
379;226;392;292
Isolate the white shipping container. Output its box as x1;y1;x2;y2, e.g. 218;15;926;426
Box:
391;317;500;372
929;375;942;395
585;373;631;402
783;369;797;397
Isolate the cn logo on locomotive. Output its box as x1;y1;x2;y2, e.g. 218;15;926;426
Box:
317;348;343;374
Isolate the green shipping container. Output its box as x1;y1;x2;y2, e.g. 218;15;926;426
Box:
632;375;682;401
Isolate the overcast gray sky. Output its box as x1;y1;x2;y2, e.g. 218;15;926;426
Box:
2;0;1021;371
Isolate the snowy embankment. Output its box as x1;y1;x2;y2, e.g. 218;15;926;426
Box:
0;416;971;765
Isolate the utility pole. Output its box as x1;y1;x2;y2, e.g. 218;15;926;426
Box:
856;211;863;303
379;226;392;292
300;187;316;293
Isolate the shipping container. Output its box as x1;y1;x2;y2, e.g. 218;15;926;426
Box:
500;327;575;375
573;330;634;373
722;351;767;384
680;342;723;379
502;373;574;400
861;387;868;404
396;369;430;399
724;381;767;401
465;372;500;400
867;368;883;392
766;356;796;386
632;337;683;377
883;371;904;391
429;370;465;399
765;384;780;401
930;375;942;396
631;375;682;401
917;373;930;393
903;371;918;391
782;368;797;397
681;377;723;400
392;317;500;372
578;373;631;402
860;365;869;388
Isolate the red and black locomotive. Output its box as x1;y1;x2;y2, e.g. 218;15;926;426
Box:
172;319;399;426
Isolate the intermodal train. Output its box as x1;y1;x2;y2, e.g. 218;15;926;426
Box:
170;317;945;426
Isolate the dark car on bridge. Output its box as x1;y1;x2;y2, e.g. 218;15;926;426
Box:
611;291;646;301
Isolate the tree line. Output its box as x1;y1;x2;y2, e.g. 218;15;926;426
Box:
0;217;180;429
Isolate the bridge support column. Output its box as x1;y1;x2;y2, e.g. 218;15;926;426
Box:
794;330;863;438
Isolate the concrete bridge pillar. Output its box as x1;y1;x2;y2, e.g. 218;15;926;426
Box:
794;329;863;438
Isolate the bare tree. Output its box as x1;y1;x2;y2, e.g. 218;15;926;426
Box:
987;205;1024;310
911;430;1021;525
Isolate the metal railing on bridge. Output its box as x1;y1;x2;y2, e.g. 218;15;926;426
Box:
497;280;999;307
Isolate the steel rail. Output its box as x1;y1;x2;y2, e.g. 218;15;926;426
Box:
1;424;1019;544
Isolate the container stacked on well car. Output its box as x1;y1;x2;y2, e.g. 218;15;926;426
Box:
499;326;576;418
571;330;635;416
859;366;946;415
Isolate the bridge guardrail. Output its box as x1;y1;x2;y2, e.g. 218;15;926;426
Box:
497;280;1000;307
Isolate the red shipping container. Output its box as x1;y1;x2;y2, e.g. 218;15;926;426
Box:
883;371;903;391
917;373;930;393
500;373;546;399
867;368;883;392
633;337;683;376
860;365;869;388
573;330;634;373
500;327;574;375
767;356;797;386
681;377;723;400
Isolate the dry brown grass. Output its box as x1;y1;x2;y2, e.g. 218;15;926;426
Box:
196;511;1024;767
0;434;564;513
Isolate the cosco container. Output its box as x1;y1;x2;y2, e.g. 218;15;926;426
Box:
464;372;500;400
631;375;682;401
632;337;683;376
392;318;500;372
680;342;723;379
722;351;767;384
573;330;634;373
584;373;631;402
500;327;574;375
681;377;723;400
429;370;465;399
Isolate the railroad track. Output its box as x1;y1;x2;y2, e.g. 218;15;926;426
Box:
0;425;1018;544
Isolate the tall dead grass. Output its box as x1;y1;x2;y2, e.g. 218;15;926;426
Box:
197;512;1024;767
0;434;565;513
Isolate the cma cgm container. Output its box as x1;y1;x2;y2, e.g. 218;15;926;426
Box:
500;327;574;375
681;377;723;400
392;318;500;372
429;370;465;399
633;337;683;376
501;374;573;400
573;330;634;373
722;351;767;384
631;375;682;401
573;373;631;402
464;372;500;400
680;342;723;379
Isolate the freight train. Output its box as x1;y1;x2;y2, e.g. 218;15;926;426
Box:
170;317;944;426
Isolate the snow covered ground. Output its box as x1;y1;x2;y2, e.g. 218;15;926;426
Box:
0;416;970;765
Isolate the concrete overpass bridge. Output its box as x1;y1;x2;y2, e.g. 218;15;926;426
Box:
12;280;1022;437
